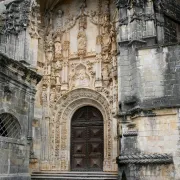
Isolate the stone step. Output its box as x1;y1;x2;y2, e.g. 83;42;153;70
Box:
31;172;118;180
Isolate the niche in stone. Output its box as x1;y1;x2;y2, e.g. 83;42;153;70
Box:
121;171;127;180
0;113;21;139
4;86;12;102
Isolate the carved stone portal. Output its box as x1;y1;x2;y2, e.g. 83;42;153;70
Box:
39;0;118;172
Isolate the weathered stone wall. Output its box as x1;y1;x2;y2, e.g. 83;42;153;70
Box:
138;45;180;107
117;108;180;179
117;0;180;112
0;53;41;179
118;44;180;111
116;0;180;179
0;138;30;180
118;164;175;180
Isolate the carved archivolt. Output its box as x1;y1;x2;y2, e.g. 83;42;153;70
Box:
50;88;112;170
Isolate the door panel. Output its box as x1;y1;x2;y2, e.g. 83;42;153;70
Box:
72;157;86;171
71;106;103;171
72;127;86;140
88;126;103;171
89;126;103;140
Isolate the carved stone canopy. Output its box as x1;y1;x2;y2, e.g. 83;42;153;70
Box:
116;0;147;8
1;0;31;34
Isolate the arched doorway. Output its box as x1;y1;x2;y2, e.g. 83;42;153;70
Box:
71;106;104;171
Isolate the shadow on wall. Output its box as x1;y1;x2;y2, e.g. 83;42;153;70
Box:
121;171;127;180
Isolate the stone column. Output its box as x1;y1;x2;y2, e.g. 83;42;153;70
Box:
28;91;36;141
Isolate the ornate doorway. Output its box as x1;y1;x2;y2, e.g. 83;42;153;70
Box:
71;106;104;171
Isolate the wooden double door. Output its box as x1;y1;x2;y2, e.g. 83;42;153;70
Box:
71;106;104;171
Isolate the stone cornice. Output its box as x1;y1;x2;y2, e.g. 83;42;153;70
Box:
123;131;138;137
0;53;42;87
117;153;173;165
118;105;179;118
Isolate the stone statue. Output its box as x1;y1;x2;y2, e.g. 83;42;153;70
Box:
57;9;64;27
54;36;62;59
77;31;87;56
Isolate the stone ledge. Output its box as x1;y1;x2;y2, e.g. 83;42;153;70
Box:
117;153;173;165
137;42;180;50
117;99;180;117
0;136;26;145
0;173;30;180
0;52;42;87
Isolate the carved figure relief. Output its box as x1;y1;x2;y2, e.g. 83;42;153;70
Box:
71;64;90;89
77;0;87;57
54;35;62;59
55;60;62;85
102;64;110;81
77;31;87;56
102;34;111;54
79;14;87;30
56;9;64;28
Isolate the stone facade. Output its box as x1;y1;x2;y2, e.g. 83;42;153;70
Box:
116;0;180;179
0;0;180;179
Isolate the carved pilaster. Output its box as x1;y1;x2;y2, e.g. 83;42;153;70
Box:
77;2;87;57
61;60;69;91
95;54;103;87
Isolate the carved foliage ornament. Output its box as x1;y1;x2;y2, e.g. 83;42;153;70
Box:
1;0;31;35
29;1;41;39
154;0;180;23
116;0;147;8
